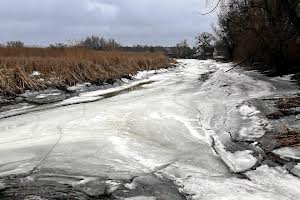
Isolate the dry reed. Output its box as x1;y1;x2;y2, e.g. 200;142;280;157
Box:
0;47;171;96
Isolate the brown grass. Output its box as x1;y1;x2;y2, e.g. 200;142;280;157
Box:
266;96;300;119
0;47;171;96
274;127;300;148
276;97;300;109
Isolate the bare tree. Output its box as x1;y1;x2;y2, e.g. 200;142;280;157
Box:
6;41;24;48
80;36;120;50
212;0;300;72
196;32;216;48
174;40;191;58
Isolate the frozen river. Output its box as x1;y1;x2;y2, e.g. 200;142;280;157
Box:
0;60;299;199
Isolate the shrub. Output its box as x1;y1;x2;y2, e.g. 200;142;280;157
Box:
6;41;24;48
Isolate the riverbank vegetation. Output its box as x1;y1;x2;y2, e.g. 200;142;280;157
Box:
0;46;171;96
212;0;300;74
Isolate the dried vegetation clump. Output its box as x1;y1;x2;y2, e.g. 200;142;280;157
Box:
267;96;300;119
276;97;300;109
273;126;300;148
0;48;171;96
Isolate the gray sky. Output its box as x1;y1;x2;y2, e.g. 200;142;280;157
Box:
0;0;217;46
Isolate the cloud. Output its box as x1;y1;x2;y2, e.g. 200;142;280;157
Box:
0;0;217;46
86;0;119;19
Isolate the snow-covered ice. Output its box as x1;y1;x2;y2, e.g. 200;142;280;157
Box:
238;105;271;141
212;135;257;173
291;164;300;177
0;59;299;199
79;79;151;98
273;147;300;160
35;93;61;99
124;197;157;200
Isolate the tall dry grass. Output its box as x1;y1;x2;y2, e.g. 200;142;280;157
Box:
0;47;171;96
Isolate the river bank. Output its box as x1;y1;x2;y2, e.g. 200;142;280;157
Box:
0;59;299;200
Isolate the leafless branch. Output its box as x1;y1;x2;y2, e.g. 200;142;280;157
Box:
201;0;222;15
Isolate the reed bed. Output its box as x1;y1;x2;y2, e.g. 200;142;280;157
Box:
0;48;171;96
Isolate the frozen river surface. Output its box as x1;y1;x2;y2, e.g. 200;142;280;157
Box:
0;60;300;199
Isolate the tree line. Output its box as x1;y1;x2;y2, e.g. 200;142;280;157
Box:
0;36;207;59
213;0;300;73
0;36;121;51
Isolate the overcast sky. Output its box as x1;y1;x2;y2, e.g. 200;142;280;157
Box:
0;0;217;46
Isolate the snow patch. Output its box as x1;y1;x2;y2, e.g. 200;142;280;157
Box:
35;93;61;99
245;165;300;199
238;105;270;141
80;79;150;98
212;135;257;173
148;112;162;120
271;74;294;81
134;70;156;80
30;71;41;77
272;147;300;160
56;96;103;106
169;115;212;144
239;105;260;117
134;69;168;80
67;83;92;92
105;180;121;194
124;197;157;200
121;78;130;84
158;161;300;200
291;164;300;177
109;136;162;171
